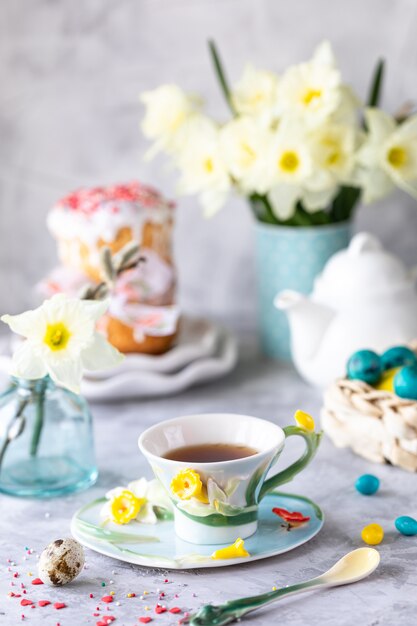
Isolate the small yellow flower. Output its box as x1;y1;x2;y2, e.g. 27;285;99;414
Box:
211;538;250;560
294;410;315;432
110;489;145;525
170;469;208;501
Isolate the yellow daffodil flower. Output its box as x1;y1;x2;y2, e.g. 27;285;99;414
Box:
170;469;208;502
211;538;250;560
109;489;145;525
294;410;315;431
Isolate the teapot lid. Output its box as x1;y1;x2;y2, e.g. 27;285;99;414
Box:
313;232;414;307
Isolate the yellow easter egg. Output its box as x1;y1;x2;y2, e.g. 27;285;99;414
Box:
374;368;400;392
361;523;384;545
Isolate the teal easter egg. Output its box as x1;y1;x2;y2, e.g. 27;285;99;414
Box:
355;474;380;495
347;350;382;385
395;516;417;536
381;346;417;371
394;365;417;400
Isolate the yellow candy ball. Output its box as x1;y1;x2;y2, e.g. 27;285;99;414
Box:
361;523;384;545
294;410;315;432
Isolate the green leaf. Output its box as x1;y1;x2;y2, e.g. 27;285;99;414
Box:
208;39;235;115
366;58;385;108
329;185;361;222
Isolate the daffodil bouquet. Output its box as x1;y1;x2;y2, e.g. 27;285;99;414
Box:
141;41;417;226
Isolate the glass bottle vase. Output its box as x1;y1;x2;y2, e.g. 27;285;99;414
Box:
0;376;97;497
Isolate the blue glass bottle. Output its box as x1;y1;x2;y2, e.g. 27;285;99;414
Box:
0;376;97;497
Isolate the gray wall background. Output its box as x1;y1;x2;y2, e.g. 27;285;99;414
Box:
1;0;417;324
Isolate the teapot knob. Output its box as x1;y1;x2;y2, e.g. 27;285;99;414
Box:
348;232;382;256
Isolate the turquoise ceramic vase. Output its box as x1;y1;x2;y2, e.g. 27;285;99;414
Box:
255;221;352;361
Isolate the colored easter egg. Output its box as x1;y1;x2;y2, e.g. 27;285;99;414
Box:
355;474;380;496
381;346;417;371
394;365;417;400
347;350;382;385
374;367;400;392
361;523;384;545
395;516;417;536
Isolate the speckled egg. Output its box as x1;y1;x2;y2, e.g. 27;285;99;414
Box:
394;365;417;400
347;350;382;385
38;538;85;586
395;515;417;536
355;474;380;496
381;346;417;371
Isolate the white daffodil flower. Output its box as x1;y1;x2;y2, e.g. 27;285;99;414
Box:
1;294;123;393
266;121;314;219
220;116;271;194
231;64;279;123
176;116;231;216
102;477;173;525
309;122;359;186
356;108;417;203
276;41;343;127
140;84;200;154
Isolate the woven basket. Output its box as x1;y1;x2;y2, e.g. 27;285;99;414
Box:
321;347;417;471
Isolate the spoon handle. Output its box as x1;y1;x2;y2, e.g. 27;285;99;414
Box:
189;577;325;626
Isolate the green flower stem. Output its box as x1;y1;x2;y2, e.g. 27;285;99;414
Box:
30;381;46;457
208;40;236;115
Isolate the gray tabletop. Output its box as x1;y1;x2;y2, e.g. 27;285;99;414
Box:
0;332;415;626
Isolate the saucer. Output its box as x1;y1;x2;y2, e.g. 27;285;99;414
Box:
71;491;323;570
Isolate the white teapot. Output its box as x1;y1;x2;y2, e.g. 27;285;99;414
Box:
275;232;417;388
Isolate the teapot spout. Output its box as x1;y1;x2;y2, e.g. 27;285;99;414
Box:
275;290;335;364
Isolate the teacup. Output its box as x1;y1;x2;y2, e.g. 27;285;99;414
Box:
138;413;320;545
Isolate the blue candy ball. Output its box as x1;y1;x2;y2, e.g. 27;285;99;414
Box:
381;346;417;371
394;365;417;400
355;474;380;496
347;350;382;385
395;515;417;536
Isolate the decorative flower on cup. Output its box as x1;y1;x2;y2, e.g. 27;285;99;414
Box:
102;477;174;525
170;469;209;503
294;410;315;432
1;294;123;393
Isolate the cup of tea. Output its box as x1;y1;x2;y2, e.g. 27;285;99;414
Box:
138;413;321;545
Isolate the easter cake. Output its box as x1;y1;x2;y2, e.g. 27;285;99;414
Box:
321;343;417;471
47;182;175;282
42;182;179;355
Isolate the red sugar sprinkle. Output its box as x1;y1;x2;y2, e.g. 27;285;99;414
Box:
20;599;33;607
164;579;169;583
31;578;43;585
53;602;66;610
155;604;167;614
102;595;114;603
169;607;181;614
159;592;165;597
139;618;152;624
93;613;100;617
90;593;94;598
38;600;51;607
13;573;19;578
103;617;115;623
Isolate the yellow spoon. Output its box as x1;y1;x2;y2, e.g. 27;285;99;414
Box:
189;548;380;625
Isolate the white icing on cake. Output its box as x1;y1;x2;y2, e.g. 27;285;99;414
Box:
47;182;174;246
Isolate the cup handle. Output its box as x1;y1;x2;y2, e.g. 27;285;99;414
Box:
259;426;321;501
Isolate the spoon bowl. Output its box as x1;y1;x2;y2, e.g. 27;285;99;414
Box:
320;547;380;585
